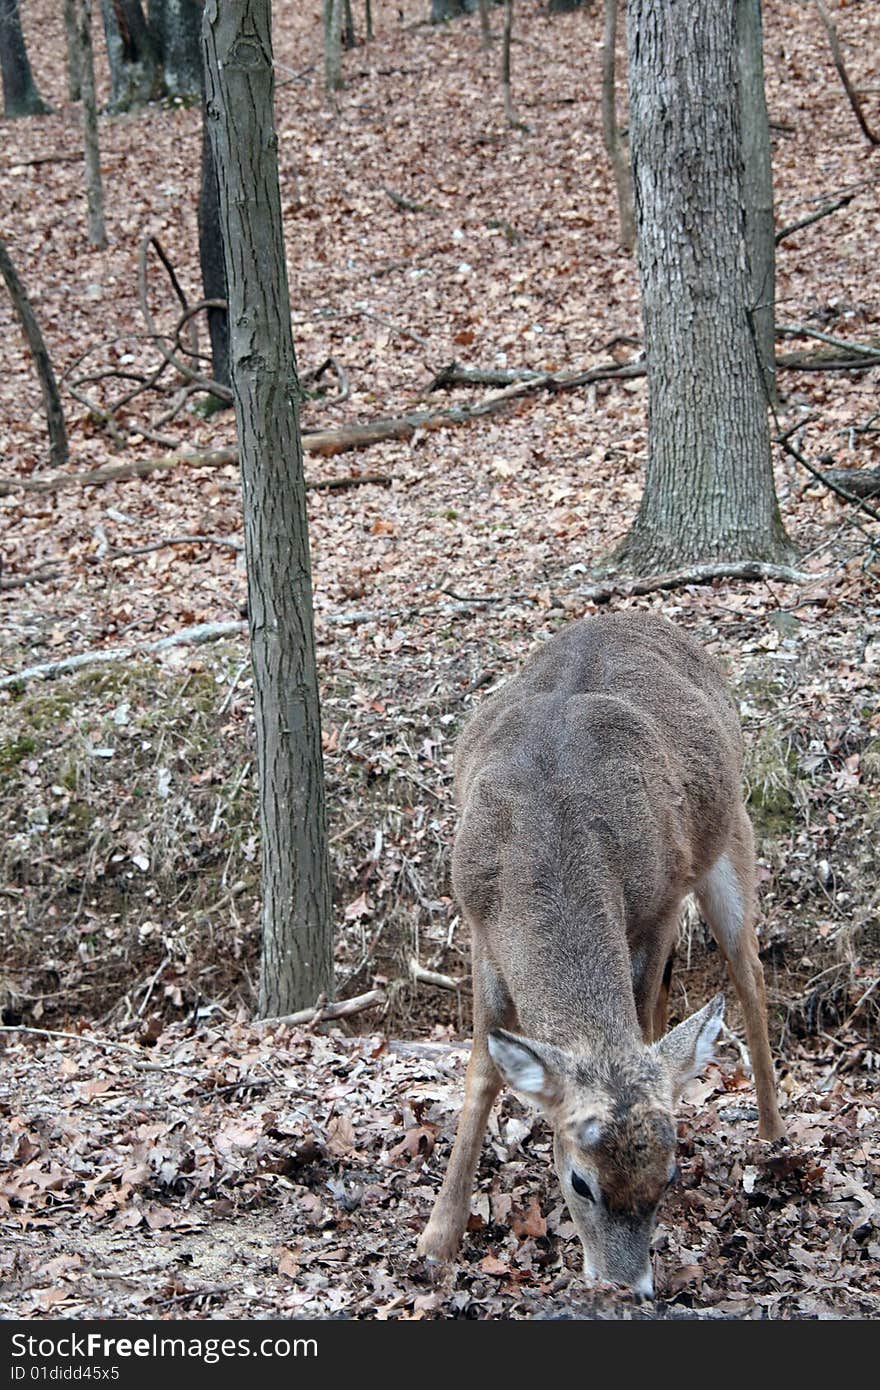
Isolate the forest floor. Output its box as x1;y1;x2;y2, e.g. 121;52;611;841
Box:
1;0;879;1320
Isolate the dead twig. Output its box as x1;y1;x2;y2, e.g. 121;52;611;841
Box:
0;1025;202;1079
774;192;857;244
774;428;880;524
409;958;463;992
814;0;879;146
255;988;386;1030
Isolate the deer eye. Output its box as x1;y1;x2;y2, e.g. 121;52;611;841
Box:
570;1171;596;1203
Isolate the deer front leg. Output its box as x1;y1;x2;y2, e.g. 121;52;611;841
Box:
418;949;510;1263
697;811;785;1141
417;1032;501;1263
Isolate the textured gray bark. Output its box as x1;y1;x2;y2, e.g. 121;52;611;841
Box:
202;0;334;1018
601;0;634;252
737;0;776;406
99;0;159;110
323;0;342;91
622;0;793;572
64;0;82;100
0;238;68;468
0;0;50;115
77;0;106;248
150;0;202;99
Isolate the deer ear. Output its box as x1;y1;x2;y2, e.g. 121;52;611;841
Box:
653;993;725;1098
487;1029;565;1109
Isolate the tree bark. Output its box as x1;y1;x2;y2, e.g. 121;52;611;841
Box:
197;88;229;391
64;0;82;99
150;0;202;99
0;238;68;468
0;0;50;115
99;0;160;110
501;0;514;125
202;0;334;1019
78;0;107;248
622;0;793;573
323;0;342;91
601;0;634;253
737;0;776;407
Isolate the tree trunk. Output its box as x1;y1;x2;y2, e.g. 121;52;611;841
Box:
197;86;229;392
99;0;160;110
0;0;51;115
342;0;355;50
737;0;776;407
621;0;793;573
477;0;491;46
0;238;68;468
501;0;514;125
78;0;107;248
323;0;342;91
150;0;202;99
601;0;634;253
202;0;334;1018
64;0;82;100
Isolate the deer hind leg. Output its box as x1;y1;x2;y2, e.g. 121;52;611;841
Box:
417;947;512;1264
696;809;785;1140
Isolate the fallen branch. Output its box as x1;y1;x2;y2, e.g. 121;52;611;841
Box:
821;466;880;499
814;0;879;146
409;958;463;992
774;192;857;244
255;988;386;1029
0;534;245;591
0;451;391;496
776;324;880;360
0;1025;202;1078
0;620;248;690
774;432;880;524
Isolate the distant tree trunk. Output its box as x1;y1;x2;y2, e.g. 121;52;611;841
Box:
738;0;776;407
477;0;491;45
100;0;160;110
431;0;477;20
601;0;634;253
78;0;107;248
323;0;342;91
202;0;334;1018
501;0;515;124
342;0;355;50
197;87;229;392
0;0;51;115
64;0;82;99
548;0;585;12
150;0;202;99
621;0;793;573
364;0;372;41
0;239;68;468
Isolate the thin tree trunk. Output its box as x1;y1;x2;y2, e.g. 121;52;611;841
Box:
342;0;355;49
601;0;634;253
364;0;372;41
0;239;68;468
478;0;491;47
323;0;342;91
151;0;203;99
202;0;334;1018
64;0;82;99
502;0;514;125
78;0;106;248
622;0;793;572
0;0;51;115
738;0;776;407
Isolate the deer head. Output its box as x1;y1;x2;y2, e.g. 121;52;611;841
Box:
487;994;725;1297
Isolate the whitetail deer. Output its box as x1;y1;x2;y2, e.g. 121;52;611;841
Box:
418;611;785;1296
